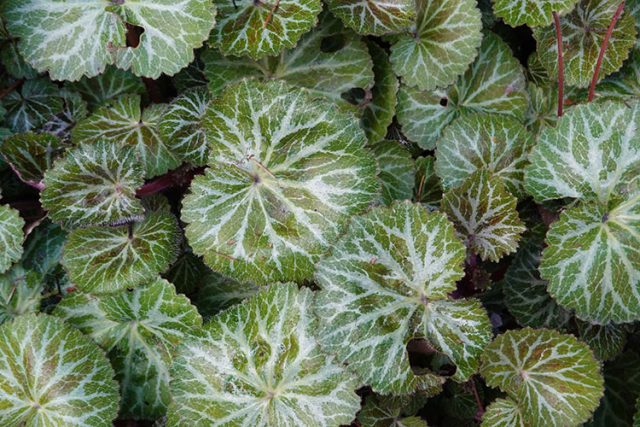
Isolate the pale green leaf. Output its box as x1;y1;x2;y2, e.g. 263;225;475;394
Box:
576;320;627;361
397;32;527;149
533;0;636;88
492;0;579;27
62;211;181;293
168;283;360;427
325;0;415;35
210;0;321;59
480;328;604;427
55;277;202;420
40;142;145;228
0;132;63;186
181;80;378;284
414;156;442;210
0;265;43;324
0;314;119;426
358;394;429;427
372;140;415;205
67;66;145;109
315;202;491;394
72;95;179;178
481;398;525;427
390;0;482;91
435;113;534;198
0;204;24;273
1;78;63;132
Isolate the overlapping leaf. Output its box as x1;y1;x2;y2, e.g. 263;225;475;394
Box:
0;265;43;324
597;49;640;101
67;66;145;109
397;32;527;149
191;272;259;318
0;132;63;186
62;211;181;293
55;278;202;420
0;204;24;273
358;394;428;427
414;156;442;210
40;142;144;228
2;0;216;80
315;201;491;394
481;398;525;427
325;0;415;35
168;283;360;426
492;0;579;27
390;0;482;91
362;41;399;143
182;80;378;284
1;78;63;132
21;220;67;277
480;328;604;426
372;140;415;204
0;314;119;426
576;321;627;361
525;83;559;135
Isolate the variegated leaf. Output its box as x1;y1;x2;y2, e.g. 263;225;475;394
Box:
397;32;527;149
492;0;579;27
0;314;119;426
191;272;259;319
210;0;321;59
1;78;63;132
0;204;24;273
576;320;627;361
0;265;43;324
182;80;378;285
21;220;67;277
358;394;429;427
315;201;491;394
480;328;604;427
72;95;179;178
67;66;145;109
0;132;63;186
390;0;482;91
325;0;415;35
55;278;202;420
372;140;415;205
414;156;442;210
525;83;559;136
168;283;360;426
534;0;636;88
40;142;144;228
435;113;534;198
62;211;181;293
0;41;38;80
597;49;640;101
481;398;525;427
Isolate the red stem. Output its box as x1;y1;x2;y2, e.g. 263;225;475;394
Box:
588;1;626;102
553;12;565;117
469;377;485;420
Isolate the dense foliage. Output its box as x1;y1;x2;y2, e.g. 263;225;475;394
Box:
0;0;639;426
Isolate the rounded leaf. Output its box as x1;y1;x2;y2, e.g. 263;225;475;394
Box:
481;398;524;427
1;132;63;186
492;0;579;27
326;0;415;36
1;78;63;132
0;266;43;324
372;140;415;205
0;204;24;273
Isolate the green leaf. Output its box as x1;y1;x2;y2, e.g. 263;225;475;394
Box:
163;250;212;296
62;211;181;293
389;0;482;91
182;80;378;284
480;328;604;427
397;32;527;149
67;66;145;110
21;220;67;276
414;156;442;210
492;0;579;27
2;0;216;81
481;398;525;427
525;101;640;205
72;95;179;178
210;0;322;59
1;78;63;132
597;49;640;101
168;283;360;426
191;272;259;319
0;314;119;426
0;265;43;324
315;201;491;394
0;132;63;186
442;170;526;262
358;394;428;427
372;140;415;205
0;204;24;274
540;198;640;324
325;0;415;35
525;83;559;136
576;320;627;361
435;113;534;198
158;87;211;166
40;142;145;228
55;277;202;420
0;41;38;80
42;89;89;140
533;0;636;88
362;41;399;144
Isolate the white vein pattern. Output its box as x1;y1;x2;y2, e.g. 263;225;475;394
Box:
0;267;43;324
182;80;378;284
314;201;492;394
481;398;525;427
372;140;415;205
480;328;604;426
326;0;415;35
0;314;119;426
0;205;24;274
1;132;62;185
2;79;63;133
168;283;360;426
2;0;216;81
67;66;145;109
40;142;144;228
492;0;579;27
55;278;202;419
62;211;181;293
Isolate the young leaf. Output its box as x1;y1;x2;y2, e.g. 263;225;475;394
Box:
397;32;527;149
2;0;216;81
435;113;534;198
1;78;63;132
210;0;322;59
325;0;415;36
525;83;559;136
0;203;24;273
181;80;378;284
314;201;492;394
480;328;604;427
390;0;482;92
40;142;144;228
55;278;202;420
441;170;526;262
0;132;63;186
168;283;360;426
72;95;179;178
0;265;43;324
67;66;145;110
62;211;181;293
0;314;120;426
481;397;525;427
415;156;442;210
358;394;428;427
534;0;636;88
372;140;415;205
492;0;579;27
